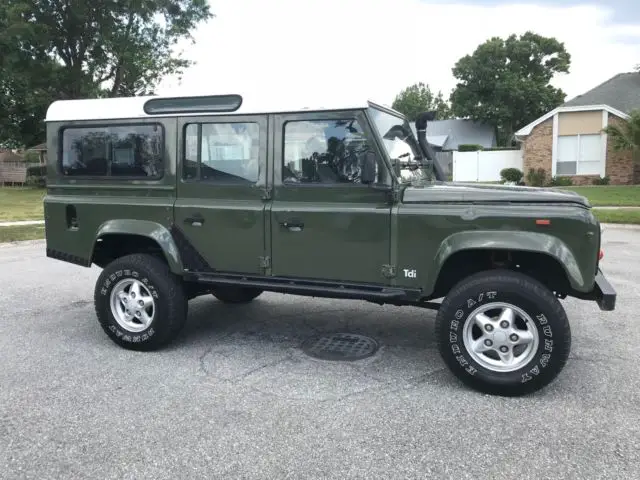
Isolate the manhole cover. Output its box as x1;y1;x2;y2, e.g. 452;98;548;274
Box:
302;333;379;361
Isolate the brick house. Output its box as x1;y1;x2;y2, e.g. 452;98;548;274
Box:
515;72;640;185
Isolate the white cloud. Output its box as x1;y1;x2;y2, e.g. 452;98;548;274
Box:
157;0;640;108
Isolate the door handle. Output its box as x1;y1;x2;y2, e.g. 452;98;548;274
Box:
184;214;204;227
280;220;304;232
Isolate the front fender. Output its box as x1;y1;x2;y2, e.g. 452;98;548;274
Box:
93;219;183;274
428;230;586;294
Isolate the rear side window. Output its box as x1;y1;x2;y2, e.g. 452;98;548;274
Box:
183;122;260;184
60;124;164;178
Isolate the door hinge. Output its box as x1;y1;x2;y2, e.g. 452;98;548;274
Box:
391;188;401;203
261;187;272;201
259;256;271;268
381;264;396;278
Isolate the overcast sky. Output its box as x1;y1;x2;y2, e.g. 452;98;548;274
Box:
156;0;640;109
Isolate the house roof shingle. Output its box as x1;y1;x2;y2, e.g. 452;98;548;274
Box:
562;72;640;114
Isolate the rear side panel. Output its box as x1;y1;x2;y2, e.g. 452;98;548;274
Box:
44;118;178;267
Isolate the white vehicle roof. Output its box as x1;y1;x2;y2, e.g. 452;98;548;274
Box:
45;93;404;123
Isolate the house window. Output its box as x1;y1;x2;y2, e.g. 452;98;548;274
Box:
556;134;602;176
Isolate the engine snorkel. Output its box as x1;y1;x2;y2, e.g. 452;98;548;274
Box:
415;111;446;182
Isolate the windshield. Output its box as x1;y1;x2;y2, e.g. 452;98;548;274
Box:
367;106;434;184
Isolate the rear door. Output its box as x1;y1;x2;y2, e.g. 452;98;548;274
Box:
174;114;268;274
268;110;394;285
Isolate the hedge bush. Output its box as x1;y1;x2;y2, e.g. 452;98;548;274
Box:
526;167;547;187
26;165;47;177
26;175;46;188
457;144;484;152
592;176;611;185
26;165;47;188
547;176;574;187
500;168;523;184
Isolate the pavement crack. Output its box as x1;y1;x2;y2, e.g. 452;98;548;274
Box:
235;356;291;382
198;345;215;375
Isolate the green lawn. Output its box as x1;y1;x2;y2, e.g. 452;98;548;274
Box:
563;186;640;206
0;187;45;221
0;224;46;243
593;208;640;225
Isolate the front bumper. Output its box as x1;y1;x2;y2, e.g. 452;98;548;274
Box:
593;268;616;311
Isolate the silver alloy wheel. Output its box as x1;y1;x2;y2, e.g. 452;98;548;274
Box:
109;278;156;333
462;302;539;373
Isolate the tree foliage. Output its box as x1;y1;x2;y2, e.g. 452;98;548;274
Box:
391;82;452;121
0;0;213;147
450;31;570;146
603;109;640;153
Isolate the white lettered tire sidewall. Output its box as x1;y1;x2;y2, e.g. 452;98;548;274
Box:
436;270;571;395
98;267;159;345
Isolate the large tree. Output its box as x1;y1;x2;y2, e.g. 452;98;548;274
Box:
0;0;213;147
450;31;570;146
391;82;452;121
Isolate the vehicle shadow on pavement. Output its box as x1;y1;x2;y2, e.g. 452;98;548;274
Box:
176;292;438;350
162;293;457;402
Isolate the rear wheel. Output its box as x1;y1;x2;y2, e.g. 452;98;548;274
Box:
94;253;187;351
212;286;263;304
435;269;571;396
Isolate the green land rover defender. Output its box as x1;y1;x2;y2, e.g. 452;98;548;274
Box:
43;94;616;396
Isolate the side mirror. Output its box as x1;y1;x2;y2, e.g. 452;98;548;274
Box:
361;151;377;184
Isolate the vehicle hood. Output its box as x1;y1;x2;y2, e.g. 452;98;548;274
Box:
402;182;590;207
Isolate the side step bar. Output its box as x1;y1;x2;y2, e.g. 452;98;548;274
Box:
189;272;417;302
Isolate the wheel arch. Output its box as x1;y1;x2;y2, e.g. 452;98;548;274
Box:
91;220;183;273
427;230;585;298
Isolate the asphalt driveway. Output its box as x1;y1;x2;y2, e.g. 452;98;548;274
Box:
1;226;638;479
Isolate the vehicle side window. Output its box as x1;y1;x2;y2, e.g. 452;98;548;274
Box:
283;119;381;185
184;122;259;184
61;124;163;178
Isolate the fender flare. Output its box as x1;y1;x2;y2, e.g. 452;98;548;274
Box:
427;230;586;294
92;219;183;274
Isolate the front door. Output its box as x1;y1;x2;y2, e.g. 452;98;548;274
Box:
175;114;268;274
269;110;393;285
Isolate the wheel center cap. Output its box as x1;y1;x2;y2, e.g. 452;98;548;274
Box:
493;331;507;344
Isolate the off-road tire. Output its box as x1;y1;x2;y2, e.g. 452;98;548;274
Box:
435;269;571;396
94;253;188;351
212;286;263;304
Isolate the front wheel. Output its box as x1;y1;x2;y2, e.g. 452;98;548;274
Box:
435;269;571;396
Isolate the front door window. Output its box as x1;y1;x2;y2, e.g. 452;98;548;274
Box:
282;118;382;185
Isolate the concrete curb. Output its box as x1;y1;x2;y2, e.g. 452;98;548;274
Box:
0;239;46;248
593;206;640;210
0;220;45;227
600;223;640;231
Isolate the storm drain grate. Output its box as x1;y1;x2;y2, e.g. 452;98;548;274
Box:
302;333;379;361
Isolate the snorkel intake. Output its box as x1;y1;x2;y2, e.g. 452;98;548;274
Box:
415;111;446;182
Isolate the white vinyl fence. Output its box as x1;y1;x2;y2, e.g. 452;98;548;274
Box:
452;149;523;182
